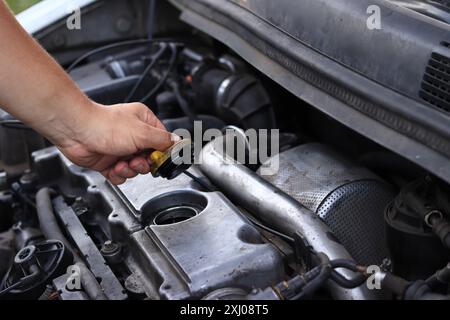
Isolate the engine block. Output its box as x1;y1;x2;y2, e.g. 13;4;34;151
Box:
32;147;284;299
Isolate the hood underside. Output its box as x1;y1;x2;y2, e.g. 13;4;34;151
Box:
170;0;450;184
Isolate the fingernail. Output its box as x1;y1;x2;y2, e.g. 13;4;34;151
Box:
171;134;181;143
135;164;144;173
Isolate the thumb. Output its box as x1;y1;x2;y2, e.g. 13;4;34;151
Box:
136;124;179;151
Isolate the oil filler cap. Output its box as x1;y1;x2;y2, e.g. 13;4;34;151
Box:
150;139;193;180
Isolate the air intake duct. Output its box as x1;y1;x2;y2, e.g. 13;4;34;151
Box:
191;64;276;130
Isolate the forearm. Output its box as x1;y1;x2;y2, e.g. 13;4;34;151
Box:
0;2;175;184
0;1;95;146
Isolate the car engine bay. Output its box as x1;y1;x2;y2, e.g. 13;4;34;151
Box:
1;0;450;300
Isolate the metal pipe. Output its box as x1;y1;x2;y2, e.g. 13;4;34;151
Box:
198;137;376;300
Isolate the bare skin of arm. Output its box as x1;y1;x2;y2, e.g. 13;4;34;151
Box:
0;1;177;184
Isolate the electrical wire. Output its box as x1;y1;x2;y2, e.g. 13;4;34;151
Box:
139;43;178;103
147;0;156;41
245;215;295;243
124;43;168;103
0;41;167;130
66;39;159;72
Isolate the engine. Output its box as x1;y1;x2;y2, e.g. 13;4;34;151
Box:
1;39;450;300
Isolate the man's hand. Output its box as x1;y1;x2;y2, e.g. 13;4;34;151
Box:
56;102;177;185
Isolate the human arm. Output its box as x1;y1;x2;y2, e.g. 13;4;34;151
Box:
0;1;176;184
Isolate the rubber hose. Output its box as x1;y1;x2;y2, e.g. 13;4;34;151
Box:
330;271;367;289
297;253;332;298
330;259;359;272
35;188;107;300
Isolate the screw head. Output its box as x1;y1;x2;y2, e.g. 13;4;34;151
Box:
102;240;120;254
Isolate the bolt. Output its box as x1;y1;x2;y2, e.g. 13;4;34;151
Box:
101;240;120;254
101;240;123;264
104;240;114;250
